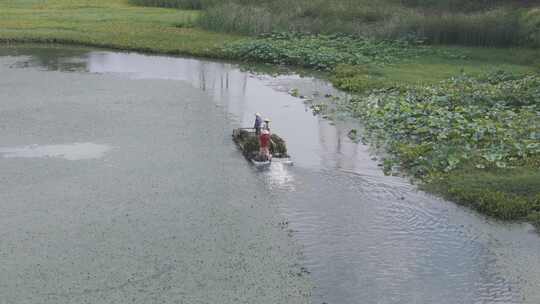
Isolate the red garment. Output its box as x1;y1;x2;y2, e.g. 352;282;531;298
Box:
259;133;271;148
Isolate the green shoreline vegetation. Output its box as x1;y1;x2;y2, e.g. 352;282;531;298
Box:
1;0;539;227
0;0;240;57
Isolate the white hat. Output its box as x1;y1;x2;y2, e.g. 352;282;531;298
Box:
255;113;261;117
264;118;271;122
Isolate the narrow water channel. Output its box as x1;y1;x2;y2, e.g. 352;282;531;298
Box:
1;45;539;304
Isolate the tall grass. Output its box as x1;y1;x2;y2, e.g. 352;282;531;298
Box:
392;9;525;47
198;0;399;35
398;0;511;12
522;8;540;46
129;0;540;47
128;0;206;9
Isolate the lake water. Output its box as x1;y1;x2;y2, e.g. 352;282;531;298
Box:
1;45;539;304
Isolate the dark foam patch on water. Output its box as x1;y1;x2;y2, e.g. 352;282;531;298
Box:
0;143;111;160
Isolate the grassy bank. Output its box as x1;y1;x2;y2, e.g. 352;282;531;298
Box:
1;0;539;227
223;33;539;87
427;168;540;227
0;0;240;57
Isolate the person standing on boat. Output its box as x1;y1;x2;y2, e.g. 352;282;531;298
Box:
263;118;271;131
254;113;263;135
259;129;272;161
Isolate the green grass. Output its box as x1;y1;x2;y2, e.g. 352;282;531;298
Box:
0;0;241;57
426;167;540;224
335;49;539;90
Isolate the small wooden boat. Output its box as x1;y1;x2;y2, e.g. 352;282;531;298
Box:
251;157;272;167
232;128;291;166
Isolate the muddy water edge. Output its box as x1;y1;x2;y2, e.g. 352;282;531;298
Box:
1;45;540;304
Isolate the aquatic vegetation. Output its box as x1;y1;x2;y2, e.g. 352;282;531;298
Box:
331;64;389;93
224;33;465;71
310;104;327;115
346;71;540;223
350;72;540;174
347;129;359;142
289;88;300;97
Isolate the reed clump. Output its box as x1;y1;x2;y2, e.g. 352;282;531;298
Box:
128;0;207;9
130;0;540;47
